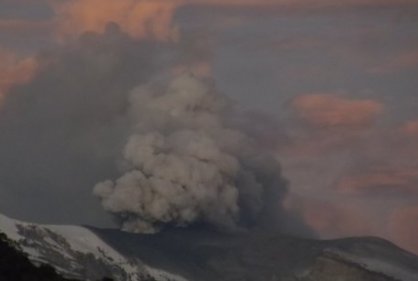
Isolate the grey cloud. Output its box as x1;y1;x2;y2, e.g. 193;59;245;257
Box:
94;74;292;233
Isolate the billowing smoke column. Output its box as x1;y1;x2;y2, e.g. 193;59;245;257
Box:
94;74;287;233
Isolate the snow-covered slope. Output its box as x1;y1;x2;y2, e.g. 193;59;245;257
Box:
0;213;188;281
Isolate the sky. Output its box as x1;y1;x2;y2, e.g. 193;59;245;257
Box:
0;0;418;253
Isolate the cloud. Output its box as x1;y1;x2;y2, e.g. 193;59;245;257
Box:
189;0;418;8
401;120;418;137
0;26;174;225
285;193;418;254
0;19;50;32
368;50;418;75
388;206;418;254
171;60;212;78
0;49;38;106
52;0;183;40
94;74;289;233
6;0;412;41
50;0;418;41
292;94;384;128
284;195;378;238
334;125;418;197
280;89;418;254
338;168;418;195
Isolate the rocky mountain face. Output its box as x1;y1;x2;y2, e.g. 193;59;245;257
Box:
1;213;417;281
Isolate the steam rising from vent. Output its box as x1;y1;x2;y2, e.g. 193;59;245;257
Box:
94;74;286;233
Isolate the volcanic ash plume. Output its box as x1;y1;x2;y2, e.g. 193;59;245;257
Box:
94;74;286;233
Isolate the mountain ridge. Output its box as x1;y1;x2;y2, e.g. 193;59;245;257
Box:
0;213;186;281
1;213;418;281
90;225;418;281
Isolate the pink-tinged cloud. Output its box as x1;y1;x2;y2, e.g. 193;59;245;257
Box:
197;0;418;15
284;193;418;254
292;94;384;128
338;168;418;195
0;49;38;106
52;0;183;41
0;19;51;32
368;50;418;75
284;195;377;238
50;0;418;40
186;0;418;8
401;120;418;137
389;206;418;254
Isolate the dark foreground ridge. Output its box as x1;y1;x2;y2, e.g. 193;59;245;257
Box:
90;225;418;281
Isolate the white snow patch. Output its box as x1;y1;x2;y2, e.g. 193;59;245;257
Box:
0;213;21;240
145;266;189;281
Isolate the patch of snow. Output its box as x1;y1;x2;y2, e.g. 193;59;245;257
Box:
21;246;42;260
145;266;189;281
0;213;21;240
